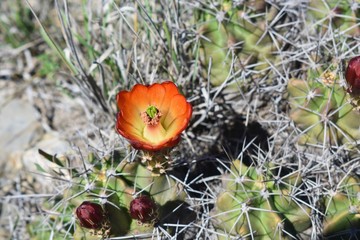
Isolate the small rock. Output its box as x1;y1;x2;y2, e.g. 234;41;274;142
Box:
22;133;72;180
0;98;43;176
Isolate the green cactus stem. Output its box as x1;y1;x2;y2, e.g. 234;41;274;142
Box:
212;159;311;239
307;0;360;36
196;0;286;87
323;175;360;238
288;76;360;148
28;150;189;239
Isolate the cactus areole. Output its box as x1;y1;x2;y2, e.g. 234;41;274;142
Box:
116;81;192;151
129;195;158;223
76;201;106;229
345;56;360;94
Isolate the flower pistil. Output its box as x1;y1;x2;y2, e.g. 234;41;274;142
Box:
141;105;162;126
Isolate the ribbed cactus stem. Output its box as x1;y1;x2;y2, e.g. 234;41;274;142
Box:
288;75;360;147
323;175;360;237
212;159;311;238
196;0;287;87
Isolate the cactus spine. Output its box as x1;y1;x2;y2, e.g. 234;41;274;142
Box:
322;175;360;238
28;151;188;239
287;64;360;148
212;159;311;239
196;0;291;87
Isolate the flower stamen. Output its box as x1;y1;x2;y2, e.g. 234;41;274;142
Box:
141;106;162;126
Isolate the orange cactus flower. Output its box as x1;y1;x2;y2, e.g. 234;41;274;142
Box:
116;81;192;151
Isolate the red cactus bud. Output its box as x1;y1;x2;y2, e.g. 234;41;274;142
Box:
345;56;360;94
129;195;158;223
76;201;105;229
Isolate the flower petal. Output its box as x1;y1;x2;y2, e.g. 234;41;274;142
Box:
166;106;192;138
130;84;150;111
116;114;143;139
158;82;180;113
148;83;166;108
162;94;189;129
116;90;131;110
117;91;144;131
143;123;167;144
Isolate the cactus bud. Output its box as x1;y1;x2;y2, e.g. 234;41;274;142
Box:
129;195;158;223
345;56;360;94
76;201;106;229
